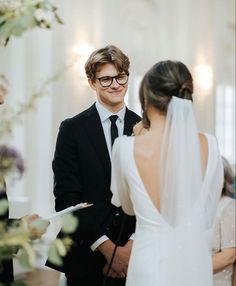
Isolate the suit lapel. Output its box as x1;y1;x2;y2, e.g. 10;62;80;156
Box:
83;104;111;179
83;104;139;181
123;108;137;135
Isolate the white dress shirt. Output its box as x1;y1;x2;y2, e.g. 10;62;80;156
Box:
96;101;126;156
90;101;134;251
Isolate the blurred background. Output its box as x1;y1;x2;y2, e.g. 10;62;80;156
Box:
0;0;235;246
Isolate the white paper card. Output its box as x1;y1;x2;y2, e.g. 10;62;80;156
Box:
44;203;93;220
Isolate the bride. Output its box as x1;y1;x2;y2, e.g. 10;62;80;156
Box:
110;60;223;286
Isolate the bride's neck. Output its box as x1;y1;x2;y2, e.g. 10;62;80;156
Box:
147;106;166;132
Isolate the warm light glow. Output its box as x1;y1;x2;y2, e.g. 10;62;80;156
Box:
194;64;213;93
72;43;95;79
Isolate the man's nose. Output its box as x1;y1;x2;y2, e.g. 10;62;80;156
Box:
110;78;120;88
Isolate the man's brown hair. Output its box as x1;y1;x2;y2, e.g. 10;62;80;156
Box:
85;45;130;81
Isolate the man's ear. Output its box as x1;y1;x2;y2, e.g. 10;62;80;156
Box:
88;79;96;90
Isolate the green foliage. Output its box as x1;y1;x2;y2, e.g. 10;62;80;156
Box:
47;213;79;266
0;196;78;272
17;248;33;269
61;213;79;234
0;0;63;46
47;239;63;266
0;64;73;142
0;198;8;215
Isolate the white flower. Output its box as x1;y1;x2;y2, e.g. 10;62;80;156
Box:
0;0;22;11
34;8;54;25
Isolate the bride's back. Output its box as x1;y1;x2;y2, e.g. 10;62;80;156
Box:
134;124;208;212
133;60;209;212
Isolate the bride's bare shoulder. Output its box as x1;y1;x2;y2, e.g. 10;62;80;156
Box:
133;121;148;136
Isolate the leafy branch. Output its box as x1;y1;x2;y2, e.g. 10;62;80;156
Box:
0;63;73;141
0;0;63;46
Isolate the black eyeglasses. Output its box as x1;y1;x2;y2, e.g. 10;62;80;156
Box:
96;73;129;87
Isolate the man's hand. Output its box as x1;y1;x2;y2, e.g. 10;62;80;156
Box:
102;263;123;278
98;240;133;277
112;240;133;275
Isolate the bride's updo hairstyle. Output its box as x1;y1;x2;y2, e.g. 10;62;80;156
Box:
139;60;193;128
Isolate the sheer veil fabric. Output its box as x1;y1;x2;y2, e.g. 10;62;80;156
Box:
160;96;203;226
160;96;223;229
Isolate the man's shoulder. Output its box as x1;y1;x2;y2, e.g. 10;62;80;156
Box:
125;108;141;125
125;108;141;120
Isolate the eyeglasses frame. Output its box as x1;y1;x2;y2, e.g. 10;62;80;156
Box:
95;72;129;87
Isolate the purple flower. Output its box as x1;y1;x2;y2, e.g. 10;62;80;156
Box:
0;145;25;179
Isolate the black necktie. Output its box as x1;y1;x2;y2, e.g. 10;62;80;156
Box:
109;115;119;147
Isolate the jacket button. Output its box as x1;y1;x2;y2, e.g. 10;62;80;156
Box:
115;210;120;217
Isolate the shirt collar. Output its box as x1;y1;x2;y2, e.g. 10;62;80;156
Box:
95;101;126;123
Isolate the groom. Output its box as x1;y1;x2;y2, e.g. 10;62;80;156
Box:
49;45;140;286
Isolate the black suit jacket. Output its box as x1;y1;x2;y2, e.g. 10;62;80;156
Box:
47;103;140;278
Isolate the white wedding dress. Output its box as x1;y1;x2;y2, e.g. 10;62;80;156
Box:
111;133;223;286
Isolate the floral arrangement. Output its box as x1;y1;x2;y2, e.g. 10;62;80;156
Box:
0;147;78;282
0;195;78;278
0;0;63;46
0;2;79;284
0;145;25;181
0;91;77;284
0;165;78;282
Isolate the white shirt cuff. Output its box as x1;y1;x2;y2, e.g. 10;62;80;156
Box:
90;235;109;251
129;233;135;240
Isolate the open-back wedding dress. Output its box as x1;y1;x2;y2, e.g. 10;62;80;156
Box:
111;97;223;286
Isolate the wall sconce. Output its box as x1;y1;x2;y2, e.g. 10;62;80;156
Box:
72;43;95;80
194;64;213;95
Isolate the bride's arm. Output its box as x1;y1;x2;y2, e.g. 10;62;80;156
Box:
132;121;147;136
110;139;134;215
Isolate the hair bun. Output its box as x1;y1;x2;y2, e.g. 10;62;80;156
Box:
179;81;193;94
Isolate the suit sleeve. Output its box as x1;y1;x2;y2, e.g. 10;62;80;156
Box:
53;120;82;211
53;120;106;245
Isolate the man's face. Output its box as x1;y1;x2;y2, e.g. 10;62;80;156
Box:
89;63;128;111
